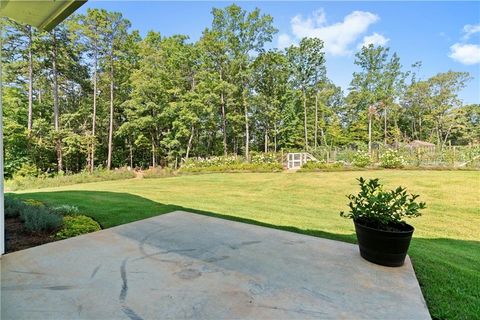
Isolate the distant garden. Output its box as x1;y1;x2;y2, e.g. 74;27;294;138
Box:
2;4;478;180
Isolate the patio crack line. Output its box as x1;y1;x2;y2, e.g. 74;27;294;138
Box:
119;258;143;320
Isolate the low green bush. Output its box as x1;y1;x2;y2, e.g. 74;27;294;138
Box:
22;199;45;207
181;162;283;173
20;206;63;233
4;196;28;218
300;161;348;171
250;152;279;165
143;167;176;179
50;204;80;216
55;215;101;240
380;149;406;168
181;154;282;173
352;151;371;168
5;167;136;191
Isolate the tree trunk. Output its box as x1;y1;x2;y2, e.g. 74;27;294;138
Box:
303;89;308;150
27;26;33;133
91;41;98;173
384;105;387;145
273;122;277;153
151;135;156;168
368;113;372;155
314;91;318;149
221;91;227;156
129;140;133;169
264;126;268;153
186;125;194;160
243;90;249;160
107;50;114;170
52;30;62;172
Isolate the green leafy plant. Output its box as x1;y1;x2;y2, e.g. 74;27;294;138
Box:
4;196;28;218
55;215;101;239
379;149;406;168
22;199;45;207
340;177;426;230
50;204;80;216
20;206;63;233
352;151;371;168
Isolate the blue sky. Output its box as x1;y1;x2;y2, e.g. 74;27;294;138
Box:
80;1;480;104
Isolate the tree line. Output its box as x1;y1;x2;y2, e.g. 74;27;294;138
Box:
1;5;478;176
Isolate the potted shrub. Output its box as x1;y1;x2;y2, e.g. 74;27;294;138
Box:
341;177;426;267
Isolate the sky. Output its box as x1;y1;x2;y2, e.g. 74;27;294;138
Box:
79;1;480;104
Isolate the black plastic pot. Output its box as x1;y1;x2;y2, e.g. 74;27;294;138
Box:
354;220;414;267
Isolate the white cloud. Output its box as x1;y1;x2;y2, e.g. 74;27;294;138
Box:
462;24;480;40
289;10;379;56
359;32;390;49
449;43;480;65
448;24;480;65
277;33;295;49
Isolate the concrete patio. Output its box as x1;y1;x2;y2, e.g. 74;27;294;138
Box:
1;211;430;319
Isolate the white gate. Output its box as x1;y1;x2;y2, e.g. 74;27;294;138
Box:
286;153;318;169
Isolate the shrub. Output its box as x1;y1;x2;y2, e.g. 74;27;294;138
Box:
4;196;28;218
14;162;40;178
182;155;241;169
143;167;176;179
379;149;406;168
181;154;282;172
300;160;348;171
352;151;371;168
20;206;63;233
181;162;282;173
55;215;101;240
5;167;136;191
340;177;426;230
22;199;45;207
250;152;279;165
50;204;80;216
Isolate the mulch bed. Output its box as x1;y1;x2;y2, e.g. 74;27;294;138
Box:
5;217;56;253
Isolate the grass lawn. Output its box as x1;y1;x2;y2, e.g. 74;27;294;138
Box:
11;170;480;319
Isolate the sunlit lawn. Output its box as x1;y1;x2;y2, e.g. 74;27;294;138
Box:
12;170;480;319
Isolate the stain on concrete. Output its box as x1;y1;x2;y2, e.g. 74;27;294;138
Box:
9;270;46;275
227;240;261;250
90;264;101;279
175;268;202;280
45;285;75;291
119;258;128;303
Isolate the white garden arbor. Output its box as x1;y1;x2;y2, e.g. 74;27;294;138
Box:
0;0;87;254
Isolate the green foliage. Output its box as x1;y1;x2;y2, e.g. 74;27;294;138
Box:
183;156;242;169
55;215;101;240
250;152;279;165
182;162;283;173
300;160;348;171
4;196;29;218
340;177;426;229
14;163;40;178
6;168;136;191
181;154;282;172
22;199;45;207
351;151;371;168
20;206;63;233
143;167;176;179
50;205;81;216
380;149;406;168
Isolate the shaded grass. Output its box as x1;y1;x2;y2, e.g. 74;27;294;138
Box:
11;170;480;319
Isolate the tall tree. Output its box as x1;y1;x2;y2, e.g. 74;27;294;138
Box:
210;4;277;159
287;37;326;150
103;12;131;170
69;9;108;171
